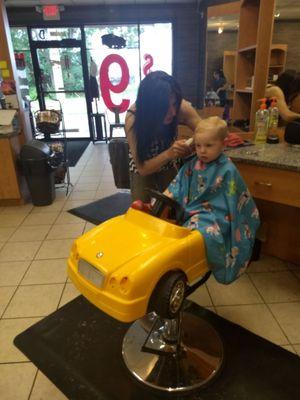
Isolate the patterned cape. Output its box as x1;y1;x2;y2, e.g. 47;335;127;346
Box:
166;153;260;284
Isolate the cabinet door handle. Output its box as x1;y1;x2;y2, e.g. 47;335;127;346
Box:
254;181;272;187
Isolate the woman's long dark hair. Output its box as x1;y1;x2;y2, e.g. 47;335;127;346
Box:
134;71;182;163
275;69;297;103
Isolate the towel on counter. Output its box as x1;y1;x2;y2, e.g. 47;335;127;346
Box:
224;132;245;147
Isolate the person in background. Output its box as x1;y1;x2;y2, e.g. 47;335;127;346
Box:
212;69;227;107
265;69;300;122
125;71;201;202
164;117;260;284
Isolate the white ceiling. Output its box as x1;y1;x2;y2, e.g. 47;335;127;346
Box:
3;0;300;11
4;0;300;28
4;0;196;5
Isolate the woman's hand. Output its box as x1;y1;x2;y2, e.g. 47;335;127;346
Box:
167;139;192;160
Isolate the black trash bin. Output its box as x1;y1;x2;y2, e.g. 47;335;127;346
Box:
20;139;56;206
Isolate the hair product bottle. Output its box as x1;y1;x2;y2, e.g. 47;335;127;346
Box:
267;97;279;144
254;98;269;144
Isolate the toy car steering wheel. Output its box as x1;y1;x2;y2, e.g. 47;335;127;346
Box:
146;189;185;226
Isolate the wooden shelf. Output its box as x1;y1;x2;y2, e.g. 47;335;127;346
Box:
236;89;253;93
238;45;257;53
233;0;276;129
271;44;288;52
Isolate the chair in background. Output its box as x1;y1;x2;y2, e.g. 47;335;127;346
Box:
91;98;108;143
108;106;125;140
91;111;108;143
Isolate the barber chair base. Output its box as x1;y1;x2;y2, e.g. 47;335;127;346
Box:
122;311;224;393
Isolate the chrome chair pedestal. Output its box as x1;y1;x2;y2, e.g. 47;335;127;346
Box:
122;311;224;393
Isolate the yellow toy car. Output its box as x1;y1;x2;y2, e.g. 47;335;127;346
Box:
67;190;209;323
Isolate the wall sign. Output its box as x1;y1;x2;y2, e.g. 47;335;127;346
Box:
143;54;153;76
42;5;60;21
99;53;154;112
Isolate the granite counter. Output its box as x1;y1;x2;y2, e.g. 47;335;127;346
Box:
0;128;20;139
225;143;300;172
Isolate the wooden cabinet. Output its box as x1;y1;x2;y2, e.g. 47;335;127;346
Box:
232;0;276;130
235;163;300;209
0;2;32;205
0;134;29;205
234;161;300;264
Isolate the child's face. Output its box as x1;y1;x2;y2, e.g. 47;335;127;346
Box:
195;130;225;163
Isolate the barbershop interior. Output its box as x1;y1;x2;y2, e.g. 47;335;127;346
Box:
0;0;300;398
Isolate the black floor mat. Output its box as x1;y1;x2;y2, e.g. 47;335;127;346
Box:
68;192;132;225
66;140;90;167
14;297;300;400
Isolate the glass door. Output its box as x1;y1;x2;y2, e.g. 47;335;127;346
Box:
30;28;91;139
35;46;90;138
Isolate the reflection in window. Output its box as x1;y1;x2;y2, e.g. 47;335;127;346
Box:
140;23;172;75
85;23;172;122
85;25;140;122
30;27;81;41
10;27;36;101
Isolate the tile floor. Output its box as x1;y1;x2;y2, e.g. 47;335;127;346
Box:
0;142;299;399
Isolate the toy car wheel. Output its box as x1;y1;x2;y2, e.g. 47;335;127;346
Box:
149;272;186;319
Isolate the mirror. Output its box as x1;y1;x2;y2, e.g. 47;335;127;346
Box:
204;0;300;128
204;3;239;121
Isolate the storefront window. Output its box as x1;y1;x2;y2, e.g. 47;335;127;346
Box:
10;27;36;100
85;23;172;123
85;24;140;123
139;23;172;75
10;23;173;137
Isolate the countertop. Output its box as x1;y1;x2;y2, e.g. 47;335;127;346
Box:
225;142;300;172
0;128;20;139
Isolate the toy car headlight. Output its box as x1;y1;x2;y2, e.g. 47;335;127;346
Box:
108;276;131;294
120;276;131;293
78;258;104;288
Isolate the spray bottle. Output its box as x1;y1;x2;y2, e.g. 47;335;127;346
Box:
254;98;269;144
267;97;279;144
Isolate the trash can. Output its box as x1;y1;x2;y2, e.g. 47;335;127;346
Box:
20;139;56;206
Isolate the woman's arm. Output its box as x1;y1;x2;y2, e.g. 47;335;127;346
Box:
266;86;300;122
125;111;190;176
290;94;300;117
178;99;201;131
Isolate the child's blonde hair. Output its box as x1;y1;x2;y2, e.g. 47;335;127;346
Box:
195;116;228;140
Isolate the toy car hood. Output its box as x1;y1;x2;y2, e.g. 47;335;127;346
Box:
73;207;191;275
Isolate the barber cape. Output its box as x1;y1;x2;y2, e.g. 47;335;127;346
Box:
167;153;260;284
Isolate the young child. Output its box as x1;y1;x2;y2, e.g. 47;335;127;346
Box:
164;116;260;284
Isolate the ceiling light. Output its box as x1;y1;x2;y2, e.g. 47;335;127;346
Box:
218;26;223;34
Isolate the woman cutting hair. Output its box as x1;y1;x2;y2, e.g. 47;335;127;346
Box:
125;71;201;201
265;69;300;122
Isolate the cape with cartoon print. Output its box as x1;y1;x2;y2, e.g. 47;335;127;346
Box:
167;153;260;284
